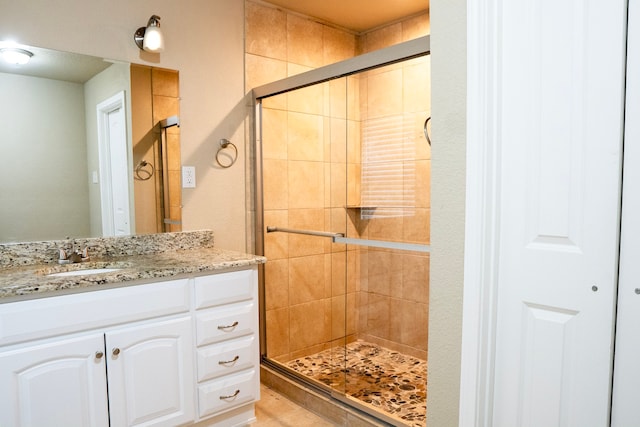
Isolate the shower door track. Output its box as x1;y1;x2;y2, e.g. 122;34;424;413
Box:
253;35;431;427
261;357;410;427
253;36;429;100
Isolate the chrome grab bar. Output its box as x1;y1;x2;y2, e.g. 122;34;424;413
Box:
266;226;344;239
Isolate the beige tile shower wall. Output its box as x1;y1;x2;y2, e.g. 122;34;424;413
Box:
246;1;430;362
356;20;431;359
246;0;360;362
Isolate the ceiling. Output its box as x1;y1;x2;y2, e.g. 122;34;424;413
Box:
0;2;429;82
261;0;429;33
0;43;111;83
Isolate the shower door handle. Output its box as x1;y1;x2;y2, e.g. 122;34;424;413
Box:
424;116;431;146
266;226;344;239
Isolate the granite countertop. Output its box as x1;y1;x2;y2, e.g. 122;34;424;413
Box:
0;247;265;302
0;232;266;303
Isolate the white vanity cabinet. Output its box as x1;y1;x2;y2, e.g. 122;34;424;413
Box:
0;317;194;427
105;316;195;427
0;268;260;427
0;333;110;427
193;269;260;422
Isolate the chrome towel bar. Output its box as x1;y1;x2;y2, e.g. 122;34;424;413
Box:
266;226;344;239
266;226;430;252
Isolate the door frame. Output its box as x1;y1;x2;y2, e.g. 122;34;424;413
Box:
96;91;130;236
458;0;501;424
611;0;639;424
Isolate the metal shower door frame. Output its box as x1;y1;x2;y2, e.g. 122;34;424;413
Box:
252;35;430;425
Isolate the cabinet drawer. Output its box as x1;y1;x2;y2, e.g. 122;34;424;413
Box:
197;369;258;418
0;279;190;346
195;300;256;346
194;269;256;309
197;335;257;382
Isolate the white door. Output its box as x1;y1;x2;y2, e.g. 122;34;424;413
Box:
491;1;627;426
107;106;130;235
97;91;131;236
611;0;640;424
0;334;109;427
105;316;195;427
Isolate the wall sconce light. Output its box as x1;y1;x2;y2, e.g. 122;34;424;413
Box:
134;15;165;53
0;48;33;65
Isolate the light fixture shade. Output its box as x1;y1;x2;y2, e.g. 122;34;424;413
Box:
134;15;164;53
143;25;164;52
1;48;33;65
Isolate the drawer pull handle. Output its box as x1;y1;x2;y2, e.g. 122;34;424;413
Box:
219;389;240;400
218;355;240;365
217;321;239;331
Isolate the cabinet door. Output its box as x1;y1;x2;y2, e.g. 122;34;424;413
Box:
0;333;109;427
105;316;195;427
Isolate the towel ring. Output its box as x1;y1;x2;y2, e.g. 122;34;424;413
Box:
424;116;431;146
134;160;154;180
216;138;238;168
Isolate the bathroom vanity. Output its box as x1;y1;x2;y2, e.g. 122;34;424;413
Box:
0;231;265;427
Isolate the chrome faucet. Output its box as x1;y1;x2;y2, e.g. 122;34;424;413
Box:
58;240;89;264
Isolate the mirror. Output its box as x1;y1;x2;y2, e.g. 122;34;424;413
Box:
0;43;181;243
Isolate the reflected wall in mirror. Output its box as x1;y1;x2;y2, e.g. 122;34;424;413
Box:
131;65;182;235
0;43;180;243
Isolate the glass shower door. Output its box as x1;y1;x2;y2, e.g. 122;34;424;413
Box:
339;57;430;426
257;38;430;427
260;76;350;393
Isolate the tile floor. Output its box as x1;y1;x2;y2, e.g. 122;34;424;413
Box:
254;383;334;426
285;341;427;426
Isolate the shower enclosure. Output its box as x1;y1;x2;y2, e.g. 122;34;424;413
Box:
254;37;430;426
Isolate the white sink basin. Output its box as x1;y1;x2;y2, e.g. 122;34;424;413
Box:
47;268;122;277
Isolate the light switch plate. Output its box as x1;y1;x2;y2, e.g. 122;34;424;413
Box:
182;166;196;188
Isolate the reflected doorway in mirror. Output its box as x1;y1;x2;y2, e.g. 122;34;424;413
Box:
97;91;131;237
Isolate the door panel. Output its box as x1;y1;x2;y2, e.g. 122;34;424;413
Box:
107;104;130;236
97;91;130;237
105;316;194;427
492;0;627;426
612;0;640;424
0;334;108;427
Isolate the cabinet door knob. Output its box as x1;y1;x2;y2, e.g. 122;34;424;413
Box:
112;347;121;356
219;389;240;400
217;321;239;331
95;351;104;359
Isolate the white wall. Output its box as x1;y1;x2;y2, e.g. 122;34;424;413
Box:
84;62;132;237
0;1;469;422
428;0;466;425
0;72;89;242
0;0;247;251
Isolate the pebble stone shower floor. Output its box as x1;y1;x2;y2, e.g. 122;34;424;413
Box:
285;341;427;426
